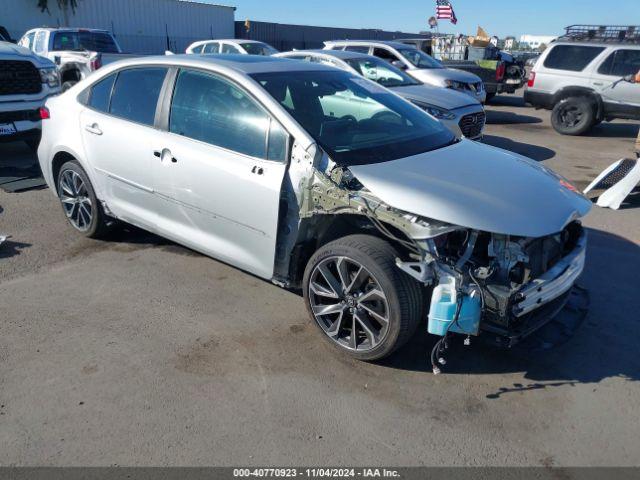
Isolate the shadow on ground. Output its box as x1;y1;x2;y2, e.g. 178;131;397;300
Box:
0;239;32;259
588;123;639;139
483;134;555;161
379;228;640;396
486;110;542;125
487;95;527;108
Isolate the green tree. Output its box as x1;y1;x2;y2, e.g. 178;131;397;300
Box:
37;0;79;13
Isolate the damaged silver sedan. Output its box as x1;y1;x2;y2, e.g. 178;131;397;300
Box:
38;55;592;363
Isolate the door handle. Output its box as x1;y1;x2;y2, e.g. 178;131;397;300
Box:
251;165;264;175
84;123;103;135
154;148;177;163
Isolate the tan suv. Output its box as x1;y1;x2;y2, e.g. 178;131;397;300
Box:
524;25;640;135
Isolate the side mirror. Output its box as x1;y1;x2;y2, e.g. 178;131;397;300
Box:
622;74;636;83
391;60;407;70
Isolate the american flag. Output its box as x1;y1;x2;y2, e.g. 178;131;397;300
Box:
436;0;458;24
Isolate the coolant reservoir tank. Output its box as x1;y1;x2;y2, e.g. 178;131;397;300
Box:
428;277;481;337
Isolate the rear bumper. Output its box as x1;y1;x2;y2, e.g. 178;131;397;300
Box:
523;89;554;109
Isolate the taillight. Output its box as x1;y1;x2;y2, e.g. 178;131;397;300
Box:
90;55;103;71
39;107;50;120
495;62;505;81
527;71;536;88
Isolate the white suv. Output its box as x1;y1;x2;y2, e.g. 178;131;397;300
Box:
525;25;640;135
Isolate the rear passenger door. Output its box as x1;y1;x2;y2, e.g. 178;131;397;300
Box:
152;68;290;279
79;67;168;230
591;48;640;113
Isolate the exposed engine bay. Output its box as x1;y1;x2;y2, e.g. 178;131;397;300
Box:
278;150;588;371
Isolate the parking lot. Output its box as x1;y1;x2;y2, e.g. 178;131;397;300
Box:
1;93;639;466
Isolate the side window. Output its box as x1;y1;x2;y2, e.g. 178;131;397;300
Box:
221;43;240;54
345;46;370;54
109;68;167;126
169;69;273;159
88;74;117;113
543;45;605;72
202;42;219;54
22;32;36;50
191;44;204;54
373;48;398;62
598;49;640;77
34;31;47;53
267;120;288;162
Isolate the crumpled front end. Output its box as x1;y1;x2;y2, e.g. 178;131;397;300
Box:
290;158;589;348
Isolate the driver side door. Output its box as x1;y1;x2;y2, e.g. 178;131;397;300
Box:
152;68;290;279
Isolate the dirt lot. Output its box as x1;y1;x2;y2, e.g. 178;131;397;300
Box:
1;94;639;466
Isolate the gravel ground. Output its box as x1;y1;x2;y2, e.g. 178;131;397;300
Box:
0;94;639;466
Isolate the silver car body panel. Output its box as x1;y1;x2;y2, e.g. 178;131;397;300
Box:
349;139;592;238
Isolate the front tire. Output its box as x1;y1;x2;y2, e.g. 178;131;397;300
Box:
57;161;112;239
551;97;595;136
303;235;423;361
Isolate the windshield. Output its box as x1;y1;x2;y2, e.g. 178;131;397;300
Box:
397;48;442;69
345;57;420;88
241;42;278;56
252;70;454;166
52;31;120;53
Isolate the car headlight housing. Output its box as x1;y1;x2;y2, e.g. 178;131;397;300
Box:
411;100;456;120
444;79;466;91
39;67;60;88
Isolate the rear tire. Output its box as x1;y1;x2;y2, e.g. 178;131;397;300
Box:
551;96;595;136
303;235;424;361
57;160;112;239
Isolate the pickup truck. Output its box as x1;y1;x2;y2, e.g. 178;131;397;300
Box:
398;38;527;101
18;28;136;91
0;40;61;149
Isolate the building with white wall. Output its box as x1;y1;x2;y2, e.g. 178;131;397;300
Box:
0;0;236;54
519;34;557;50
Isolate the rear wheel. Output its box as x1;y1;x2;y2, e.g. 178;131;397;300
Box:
303;235;423;361
57;161;112;239
551;96;595;135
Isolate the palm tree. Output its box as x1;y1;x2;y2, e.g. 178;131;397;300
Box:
37;0;80;26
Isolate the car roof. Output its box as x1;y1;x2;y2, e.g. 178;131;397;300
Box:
198;39;266;44
279;49;371;60
325;40;413;49
111;54;338;75
31;28;111;33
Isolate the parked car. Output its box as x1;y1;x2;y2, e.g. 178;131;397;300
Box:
18;28;136;91
186;39;278;56
525;25;640;135
0;40;60;150
38;55;590;360
396;38;521;102
275;49;485;140
324;40;486;103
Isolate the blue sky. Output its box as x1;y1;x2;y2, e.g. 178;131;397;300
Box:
230;0;640;38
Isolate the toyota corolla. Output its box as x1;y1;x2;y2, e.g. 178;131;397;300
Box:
38;55;591;362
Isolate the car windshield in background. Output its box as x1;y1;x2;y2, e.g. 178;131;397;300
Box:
52;31;120;53
344;57;420;88
398;48;443;69
252;70;454;166
241;42;278;55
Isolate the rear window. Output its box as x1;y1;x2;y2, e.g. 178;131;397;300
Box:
88;74;116;113
543;45;605;72
52;31;120;53
109;68;167;126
